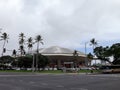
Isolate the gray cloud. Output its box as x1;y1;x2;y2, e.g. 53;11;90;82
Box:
0;0;120;55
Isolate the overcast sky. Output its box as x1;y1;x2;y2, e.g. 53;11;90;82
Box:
0;0;120;55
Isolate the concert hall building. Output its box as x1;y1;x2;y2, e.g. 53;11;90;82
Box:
38;46;87;69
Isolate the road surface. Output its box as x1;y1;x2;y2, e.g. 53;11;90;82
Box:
0;73;120;90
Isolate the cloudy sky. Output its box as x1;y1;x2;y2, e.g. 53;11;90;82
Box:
0;0;120;55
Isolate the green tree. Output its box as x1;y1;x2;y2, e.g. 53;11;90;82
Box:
94;46;112;64
0;55;14;69
1;32;9;56
37;54;49;70
0;55;14;64
110;43;120;64
17;56;33;69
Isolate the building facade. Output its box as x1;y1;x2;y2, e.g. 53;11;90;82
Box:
38;46;87;69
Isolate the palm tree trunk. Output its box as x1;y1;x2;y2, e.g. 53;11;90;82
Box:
36;42;39;71
28;48;30;54
1;40;6;56
93;45;97;66
37;41;39;53
20;49;22;56
31;48;33;54
30;47;33;53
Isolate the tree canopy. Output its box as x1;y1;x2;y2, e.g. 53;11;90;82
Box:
94;43;120;65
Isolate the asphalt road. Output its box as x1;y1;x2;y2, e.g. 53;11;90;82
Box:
0;73;120;90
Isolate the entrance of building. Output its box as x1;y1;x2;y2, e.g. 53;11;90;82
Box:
64;62;74;68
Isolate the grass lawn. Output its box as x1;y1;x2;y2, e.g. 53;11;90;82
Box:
38;70;63;73
0;70;32;72
0;69;101;74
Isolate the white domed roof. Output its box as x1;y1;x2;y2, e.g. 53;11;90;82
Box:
38;46;85;57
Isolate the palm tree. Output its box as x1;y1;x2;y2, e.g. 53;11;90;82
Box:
35;35;43;71
1;32;9;56
27;37;33;54
35;35;43;53
90;38;97;65
12;49;17;57
87;53;93;66
19;33;25;45
73;50;78;71
19;33;25;56
90;38;97;50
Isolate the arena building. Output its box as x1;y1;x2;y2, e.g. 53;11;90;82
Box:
38;46;88;69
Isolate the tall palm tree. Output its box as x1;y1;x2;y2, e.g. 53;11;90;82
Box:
90;38;97;65
19;33;25;45
27;37;33;54
35;35;43;71
35;35;43;53
12;49;17;57
1;32;9;56
90;38;97;50
87;53;93;66
19;33;25;56
73;50;78;71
